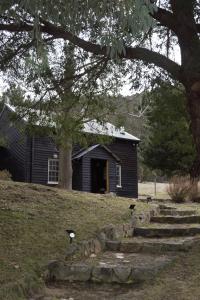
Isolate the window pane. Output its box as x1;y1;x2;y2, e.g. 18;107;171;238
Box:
48;159;59;183
116;164;121;187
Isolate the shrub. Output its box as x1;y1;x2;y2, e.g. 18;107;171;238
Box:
167;175;191;203
0;169;12;181
187;180;200;202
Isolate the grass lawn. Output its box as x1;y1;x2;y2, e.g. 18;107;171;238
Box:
0;180;151;300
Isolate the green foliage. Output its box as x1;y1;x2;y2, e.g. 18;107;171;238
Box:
0;0;179;98
143;82;196;177
2;42;118;149
0;95;4;112
0;0;158;87
0;96;7;147
0;0;155;56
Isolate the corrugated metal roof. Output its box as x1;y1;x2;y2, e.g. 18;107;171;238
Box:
83;121;140;142
3;104;140;142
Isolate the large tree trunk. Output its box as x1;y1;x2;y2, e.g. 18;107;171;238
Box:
186;82;200;178
58;140;73;190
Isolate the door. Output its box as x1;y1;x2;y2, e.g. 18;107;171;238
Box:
91;158;109;193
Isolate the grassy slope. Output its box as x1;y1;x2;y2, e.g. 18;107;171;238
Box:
0;180;150;300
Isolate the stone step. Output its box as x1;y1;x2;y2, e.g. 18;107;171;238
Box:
134;224;200;237
159;209;196;216
106;236;200;254
151;215;200;224
159;205;177;210
47;252;174;284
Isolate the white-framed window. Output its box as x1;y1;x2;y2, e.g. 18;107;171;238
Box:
48;159;59;184
116;164;122;187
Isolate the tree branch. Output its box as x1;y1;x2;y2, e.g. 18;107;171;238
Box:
0;20;182;81
0;39;34;70
125;47;181;80
151;6;178;33
127;105;150;118
0;22;33;32
170;0;195;16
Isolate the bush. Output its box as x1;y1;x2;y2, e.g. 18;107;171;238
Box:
0;169;12;181
187;180;200;202
167;175;191;203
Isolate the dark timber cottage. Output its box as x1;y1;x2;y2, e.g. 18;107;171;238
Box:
0;105;140;198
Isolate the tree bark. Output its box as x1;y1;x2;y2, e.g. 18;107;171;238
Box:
186;82;200;178
58;140;73;190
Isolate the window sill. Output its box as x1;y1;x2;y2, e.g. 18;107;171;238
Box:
48;182;58;185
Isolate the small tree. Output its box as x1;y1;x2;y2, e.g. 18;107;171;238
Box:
3;43;118;190
143;82;196;177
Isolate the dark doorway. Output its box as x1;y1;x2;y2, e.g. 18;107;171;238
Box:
91;159;108;193
0;147;14;178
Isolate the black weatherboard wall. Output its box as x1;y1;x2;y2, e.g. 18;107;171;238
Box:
28;136;57;185
0;106;27;181
29;139;138;197
108;139;138;197
0;105;139;198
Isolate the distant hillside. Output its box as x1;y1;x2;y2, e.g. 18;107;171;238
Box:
111;93;148;141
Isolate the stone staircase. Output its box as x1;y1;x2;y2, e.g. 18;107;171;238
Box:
159;209;196;216
151;215;200;223
47;204;200;284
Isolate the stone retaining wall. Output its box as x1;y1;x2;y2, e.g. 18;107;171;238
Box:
45;205;160;283
64;204;159;260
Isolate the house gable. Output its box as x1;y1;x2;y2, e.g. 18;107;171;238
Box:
80;144;119;194
73;144;120;162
